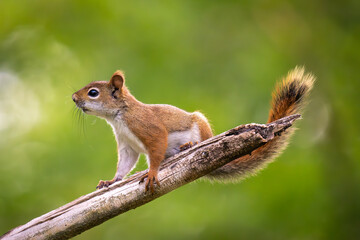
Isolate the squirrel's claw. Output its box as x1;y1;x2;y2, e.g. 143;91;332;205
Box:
179;141;198;151
139;171;160;193
96;179;115;189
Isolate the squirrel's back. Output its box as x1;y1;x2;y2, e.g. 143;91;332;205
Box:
206;67;315;181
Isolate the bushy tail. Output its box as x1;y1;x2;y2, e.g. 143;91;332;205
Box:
206;66;315;182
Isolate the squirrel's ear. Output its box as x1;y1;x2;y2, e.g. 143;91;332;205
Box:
110;70;125;89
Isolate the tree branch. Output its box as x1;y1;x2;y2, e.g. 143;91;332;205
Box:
1;114;300;240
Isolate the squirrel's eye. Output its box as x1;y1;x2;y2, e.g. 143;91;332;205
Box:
88;89;99;98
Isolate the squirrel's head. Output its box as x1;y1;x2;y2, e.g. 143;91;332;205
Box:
72;70;128;118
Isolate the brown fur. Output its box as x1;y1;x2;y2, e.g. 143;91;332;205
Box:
205;66;315;181
148;104;194;132
191;112;213;140
121;100;168;192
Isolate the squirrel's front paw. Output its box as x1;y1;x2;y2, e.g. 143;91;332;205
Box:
96;179;115;189
139;170;160;193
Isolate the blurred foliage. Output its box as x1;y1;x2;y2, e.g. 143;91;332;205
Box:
0;0;359;239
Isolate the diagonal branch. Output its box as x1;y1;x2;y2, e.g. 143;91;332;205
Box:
1;114;301;240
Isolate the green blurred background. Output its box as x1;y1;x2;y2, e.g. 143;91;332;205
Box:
1;0;359;239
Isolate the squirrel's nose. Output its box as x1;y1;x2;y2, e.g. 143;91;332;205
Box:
72;93;78;102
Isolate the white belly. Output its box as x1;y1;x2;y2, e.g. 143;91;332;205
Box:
165;123;201;157
107;116;147;154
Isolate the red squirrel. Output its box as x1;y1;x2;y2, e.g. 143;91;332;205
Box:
72;67;314;192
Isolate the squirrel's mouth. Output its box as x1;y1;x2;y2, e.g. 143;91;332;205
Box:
81;107;89;113
75;104;89;113
75;102;89;113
